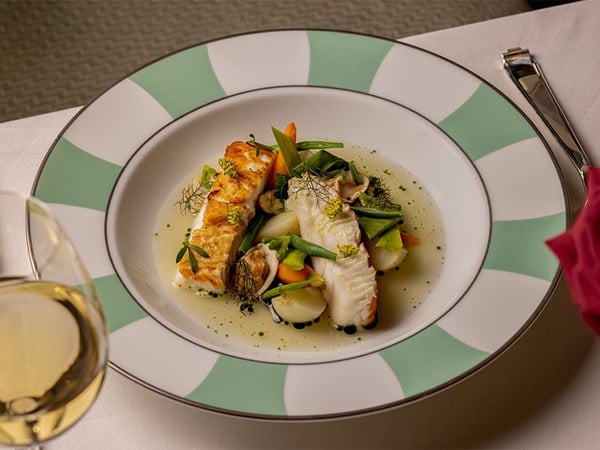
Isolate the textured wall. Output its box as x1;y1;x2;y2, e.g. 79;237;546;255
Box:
0;0;534;122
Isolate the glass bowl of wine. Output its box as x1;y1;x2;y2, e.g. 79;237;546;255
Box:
0;191;108;447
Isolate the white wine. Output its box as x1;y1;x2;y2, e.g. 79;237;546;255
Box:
0;281;107;446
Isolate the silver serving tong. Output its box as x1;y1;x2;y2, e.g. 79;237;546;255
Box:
502;47;592;190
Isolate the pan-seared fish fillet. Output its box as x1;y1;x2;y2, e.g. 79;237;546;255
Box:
175;141;276;293
286;175;378;328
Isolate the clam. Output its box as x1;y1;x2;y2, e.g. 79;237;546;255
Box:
328;172;369;203
234;242;328;325
233;243;281;322
234;243;278;295
258;190;285;215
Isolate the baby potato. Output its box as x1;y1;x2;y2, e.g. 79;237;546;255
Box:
367;242;408;272
271;286;326;324
255;211;299;243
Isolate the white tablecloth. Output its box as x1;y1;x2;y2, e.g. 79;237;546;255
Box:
2;1;600;448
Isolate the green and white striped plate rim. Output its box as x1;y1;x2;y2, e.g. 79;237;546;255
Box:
33;30;566;419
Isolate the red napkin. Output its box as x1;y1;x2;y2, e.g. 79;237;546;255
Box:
546;167;600;335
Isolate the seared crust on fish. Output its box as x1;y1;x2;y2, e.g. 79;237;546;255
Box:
175;141;276;293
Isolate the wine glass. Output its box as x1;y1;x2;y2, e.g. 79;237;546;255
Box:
0;191;108;447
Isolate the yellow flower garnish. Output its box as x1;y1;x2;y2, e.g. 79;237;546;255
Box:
219;157;238;177
324;196;343;219
337;244;359;258
227;205;242;227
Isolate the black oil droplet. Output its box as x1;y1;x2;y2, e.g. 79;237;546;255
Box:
344;325;357;335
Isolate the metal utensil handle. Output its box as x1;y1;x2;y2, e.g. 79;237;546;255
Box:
502;47;591;185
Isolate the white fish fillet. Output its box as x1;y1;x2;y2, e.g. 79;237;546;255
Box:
174;141;275;294
285;175;378;328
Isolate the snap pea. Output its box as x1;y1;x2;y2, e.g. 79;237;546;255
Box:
351;206;403;219
283;249;307;270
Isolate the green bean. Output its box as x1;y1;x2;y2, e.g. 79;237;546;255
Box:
269;141;344;152
261;279;312;300
264;233;336;261
237;210;268;254
296;141;344;150
261;273;326;300
288;233;337;261
276;235;291;261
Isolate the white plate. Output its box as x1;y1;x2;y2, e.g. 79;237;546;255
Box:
33;30;567;419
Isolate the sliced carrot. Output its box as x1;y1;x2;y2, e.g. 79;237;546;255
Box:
274;150;289;175
277;262;313;284
267;122;297;188
268;151;288;188
400;231;420;246
284;122;297;142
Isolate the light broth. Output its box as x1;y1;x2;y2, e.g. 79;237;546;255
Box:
152;145;445;353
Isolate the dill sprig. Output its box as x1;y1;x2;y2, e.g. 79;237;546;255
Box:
363;176;401;211
287;171;333;207
228;258;260;313
175;181;206;216
175;165;216;216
